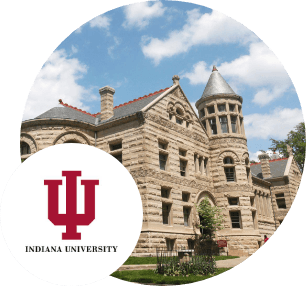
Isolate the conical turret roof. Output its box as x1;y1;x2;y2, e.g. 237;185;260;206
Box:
201;66;237;98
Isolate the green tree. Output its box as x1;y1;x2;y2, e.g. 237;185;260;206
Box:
196;197;224;239
269;122;305;171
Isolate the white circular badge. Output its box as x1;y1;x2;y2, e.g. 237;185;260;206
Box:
0;144;143;285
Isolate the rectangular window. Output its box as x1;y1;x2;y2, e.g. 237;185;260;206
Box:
166;239;175;251
183;207;190;226
188;240;195;250
113;154;122;163
252;211;257;229
207;105;215;114
182;192;190;202
162;203;170;225
199;109;205;118
246;167;250;182
230;211;241;228
276;193;286;209
176;117;183;125
229;104;236;112
250;197;255;207
238;106;242;113
228;197;239;205
218;104;226;112
161;188;170;198
158;141;167;150
179;149;186;156
180;160;187;176
202;120;207;130
209;118;217;134
225;167;235;182
186;122;190;128
231;116;237;133
110;142;122;151
169;114;172;120
219;116;228;133
159;154;167;170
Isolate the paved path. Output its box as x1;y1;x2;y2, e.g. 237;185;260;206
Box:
117;257;248;271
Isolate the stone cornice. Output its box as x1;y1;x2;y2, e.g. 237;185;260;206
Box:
252;175;272;187
130;167;212;190
21;118;96;131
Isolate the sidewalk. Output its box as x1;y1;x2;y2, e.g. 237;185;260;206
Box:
117;257;248;271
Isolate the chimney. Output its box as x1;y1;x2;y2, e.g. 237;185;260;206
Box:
258;152;271;179
172;75;180;85
99;86;115;121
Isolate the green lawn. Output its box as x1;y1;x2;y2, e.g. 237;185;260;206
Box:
123;255;238;265
111;268;231;284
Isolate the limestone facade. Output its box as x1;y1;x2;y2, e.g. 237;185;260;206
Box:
20;67;302;257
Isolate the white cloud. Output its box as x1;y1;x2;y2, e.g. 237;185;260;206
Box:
23;49;95;120
141;9;255;65
89;15;111;29
123;1;166;30
70;45;78;55
108;37;121;58
244;107;304;140
182;42;293;106
181;61;212;85
75;26;82;34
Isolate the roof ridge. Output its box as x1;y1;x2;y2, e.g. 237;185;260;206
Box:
58;100;100;118
250;157;288;166
113;87;169;110
58;87;170;116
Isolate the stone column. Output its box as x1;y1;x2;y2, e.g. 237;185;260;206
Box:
227;114;232;133
195;154;199;173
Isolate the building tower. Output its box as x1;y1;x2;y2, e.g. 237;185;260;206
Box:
196;66;260;255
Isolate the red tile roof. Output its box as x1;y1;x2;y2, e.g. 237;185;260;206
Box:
58;87;169;117
250;157;288;166
113;87;169;109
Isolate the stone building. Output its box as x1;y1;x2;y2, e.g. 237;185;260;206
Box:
20;66;302;256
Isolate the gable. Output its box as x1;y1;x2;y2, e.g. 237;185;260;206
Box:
143;85;208;138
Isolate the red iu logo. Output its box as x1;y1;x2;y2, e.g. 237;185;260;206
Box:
44;171;99;240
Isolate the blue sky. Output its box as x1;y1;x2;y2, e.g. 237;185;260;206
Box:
23;1;304;161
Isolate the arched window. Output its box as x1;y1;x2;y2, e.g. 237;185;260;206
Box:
176;108;183;116
223;157;235;182
20;142;31;155
224;157;233;164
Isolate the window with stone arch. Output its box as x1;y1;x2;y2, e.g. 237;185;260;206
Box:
20;142;31;156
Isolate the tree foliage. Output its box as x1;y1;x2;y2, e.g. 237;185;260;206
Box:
196;197;224;239
269;122;305;171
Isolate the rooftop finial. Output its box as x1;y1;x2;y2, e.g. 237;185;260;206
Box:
172;75;180;85
212;65;218;72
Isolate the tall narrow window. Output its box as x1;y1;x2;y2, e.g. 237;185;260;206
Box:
219;116;228;133
158;141;167;150
209;118;217;134
159;154;167;170
218;104;226;112
176;117;183;125
162;203;170;225
275;193;286;209
199;109;205;118
229;104;236;112
188;240;195;250
161;188;170;198
202;120;207;130
20;142;31;155
182;192;190;202
207;105;215;114
180;160;187;176
113;154;122;163
169;114;172;120
183;207;190;226
230;211;241;228
225;167;235;182
110;142;122;151
166;239;175;251
231;116;237;133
